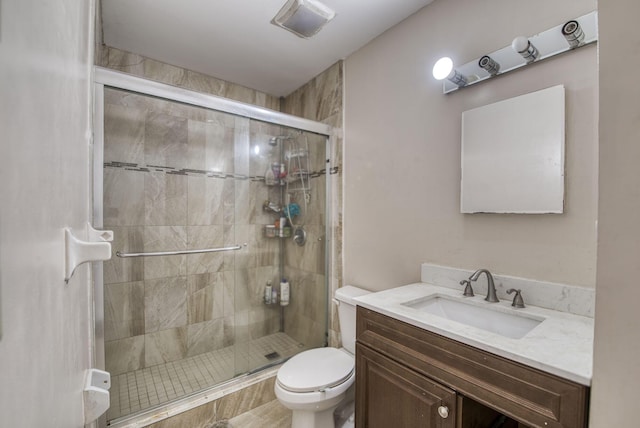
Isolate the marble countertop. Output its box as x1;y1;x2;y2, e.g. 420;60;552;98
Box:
355;283;594;386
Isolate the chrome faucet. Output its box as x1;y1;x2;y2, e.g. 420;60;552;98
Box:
468;269;499;303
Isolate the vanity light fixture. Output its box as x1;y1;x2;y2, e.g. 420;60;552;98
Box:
562;20;585;48
511;36;539;63
432;57;468;87
434;11;598;94
271;0;336;39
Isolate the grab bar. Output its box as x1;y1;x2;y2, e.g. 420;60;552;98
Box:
116;244;245;258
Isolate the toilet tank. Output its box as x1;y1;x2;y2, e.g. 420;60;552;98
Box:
334;285;371;355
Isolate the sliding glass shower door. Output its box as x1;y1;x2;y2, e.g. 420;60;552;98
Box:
98;84;329;423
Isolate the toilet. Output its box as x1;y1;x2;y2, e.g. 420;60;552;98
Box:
274;286;370;428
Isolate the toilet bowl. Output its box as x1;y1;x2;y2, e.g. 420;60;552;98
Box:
274;286;370;428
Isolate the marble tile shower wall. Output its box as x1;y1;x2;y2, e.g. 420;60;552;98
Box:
102;88;283;376
99;43;344;361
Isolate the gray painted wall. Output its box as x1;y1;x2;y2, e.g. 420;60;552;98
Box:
344;0;598;290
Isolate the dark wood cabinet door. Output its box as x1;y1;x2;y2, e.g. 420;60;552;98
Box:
356;343;457;428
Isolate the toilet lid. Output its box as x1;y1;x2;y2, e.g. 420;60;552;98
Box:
277;348;354;393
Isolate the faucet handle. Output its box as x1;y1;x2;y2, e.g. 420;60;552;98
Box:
506;289;525;308
460;280;475;297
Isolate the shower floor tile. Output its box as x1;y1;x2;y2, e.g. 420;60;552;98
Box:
107;332;304;422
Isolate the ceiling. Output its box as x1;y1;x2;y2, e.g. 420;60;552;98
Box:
101;0;434;97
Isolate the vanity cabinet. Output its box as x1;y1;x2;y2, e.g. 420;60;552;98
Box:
356;343;457;427
355;307;589;428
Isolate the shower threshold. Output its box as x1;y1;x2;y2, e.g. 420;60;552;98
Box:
107;332;304;423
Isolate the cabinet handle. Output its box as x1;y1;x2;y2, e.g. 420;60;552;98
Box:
438;406;449;419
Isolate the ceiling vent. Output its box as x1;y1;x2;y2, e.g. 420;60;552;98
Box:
271;0;336;39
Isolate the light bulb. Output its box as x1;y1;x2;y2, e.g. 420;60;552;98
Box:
512;36;538;63
511;36;529;53
432;57;453;80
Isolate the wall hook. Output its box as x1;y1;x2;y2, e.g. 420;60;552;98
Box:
64;223;113;282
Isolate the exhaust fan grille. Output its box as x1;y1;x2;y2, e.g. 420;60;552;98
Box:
271;0;336;39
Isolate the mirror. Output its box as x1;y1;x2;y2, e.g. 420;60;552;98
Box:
461;85;565;214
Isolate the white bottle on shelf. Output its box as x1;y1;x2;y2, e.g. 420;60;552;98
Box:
280;278;290;306
265;280;272;304
279;216;286;237
265;166;276;186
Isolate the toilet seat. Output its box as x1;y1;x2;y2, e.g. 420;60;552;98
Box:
277;348;354;393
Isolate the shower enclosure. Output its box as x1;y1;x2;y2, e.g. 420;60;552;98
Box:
93;68;331;424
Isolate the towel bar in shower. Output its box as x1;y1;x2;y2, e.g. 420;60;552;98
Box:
116;244;245;258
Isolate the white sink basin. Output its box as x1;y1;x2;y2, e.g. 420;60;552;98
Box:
402;295;544;339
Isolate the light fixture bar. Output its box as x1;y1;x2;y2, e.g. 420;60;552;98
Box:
439;11;597;94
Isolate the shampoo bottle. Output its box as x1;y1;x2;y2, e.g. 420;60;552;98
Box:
264;280;272;304
265;167;276;186
280;278;290;306
279;216;286;237
271;163;281;185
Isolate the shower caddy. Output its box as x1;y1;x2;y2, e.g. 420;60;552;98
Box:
264;134;311;246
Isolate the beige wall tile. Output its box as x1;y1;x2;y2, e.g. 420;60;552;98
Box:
228;399;291;428
233;268;255;312
144;276;188;333
144;111;189;167
105;335;145;375
100;47;145;76
187;319;224;357
187;176;224;226
146;401;216;428
187;273;224;324
144;327;188;366
248;307;280;340
104;102;146;164
216;377;277;420
143;226;187;279
187;284;213;324
222;180;236;225
233;310;250;344
145;171;188;226
104;281;145;341
104;168;145;226
222;270;235;317
222;315;235;347
187;118;235;173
